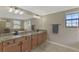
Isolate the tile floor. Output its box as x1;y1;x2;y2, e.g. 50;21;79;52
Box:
32;41;79;52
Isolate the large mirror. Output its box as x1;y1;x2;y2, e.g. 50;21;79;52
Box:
0;18;32;34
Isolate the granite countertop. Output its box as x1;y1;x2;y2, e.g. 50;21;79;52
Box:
0;31;45;43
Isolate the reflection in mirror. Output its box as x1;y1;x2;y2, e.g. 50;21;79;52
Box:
0;18;32;35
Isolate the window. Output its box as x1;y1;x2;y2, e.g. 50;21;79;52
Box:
13;20;21;29
24;20;31;31
65;13;79;27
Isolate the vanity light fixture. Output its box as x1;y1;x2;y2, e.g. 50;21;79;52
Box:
8;7;24;15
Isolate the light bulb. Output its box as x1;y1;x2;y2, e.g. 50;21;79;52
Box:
15;9;20;14
19;11;24;15
9;7;13;12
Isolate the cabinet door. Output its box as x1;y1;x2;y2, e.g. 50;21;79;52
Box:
28;36;31;51
22;36;31;52
37;33;43;45
42;32;47;42
31;35;38;49
3;40;21;52
0;43;3;52
38;32;47;45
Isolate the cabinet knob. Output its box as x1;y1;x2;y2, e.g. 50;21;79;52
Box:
7;42;10;45
25;38;27;40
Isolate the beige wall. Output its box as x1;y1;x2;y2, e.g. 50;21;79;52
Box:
37;8;79;45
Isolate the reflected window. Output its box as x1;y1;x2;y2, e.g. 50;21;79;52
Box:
24;20;31;31
13;20;21;29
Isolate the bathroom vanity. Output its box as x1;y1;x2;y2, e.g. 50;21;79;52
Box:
0;31;47;52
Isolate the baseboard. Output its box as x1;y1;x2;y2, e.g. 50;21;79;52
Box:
47;40;79;52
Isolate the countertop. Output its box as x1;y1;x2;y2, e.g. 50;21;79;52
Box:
0;31;45;43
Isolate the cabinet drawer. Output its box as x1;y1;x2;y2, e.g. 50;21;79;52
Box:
3;39;15;46
15;37;26;42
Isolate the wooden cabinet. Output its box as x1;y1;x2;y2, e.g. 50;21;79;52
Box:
0;43;3;52
3;37;25;52
37;33;43;45
42;32;47;42
21;36;31;52
2;36;32;52
37;32;47;45
1;31;47;52
14;37;26;52
3;39;22;52
31;34;38;49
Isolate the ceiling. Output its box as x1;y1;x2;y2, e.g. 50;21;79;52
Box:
0;6;78;20
19;6;79;16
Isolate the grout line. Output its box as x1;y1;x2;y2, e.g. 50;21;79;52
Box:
47;40;79;52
